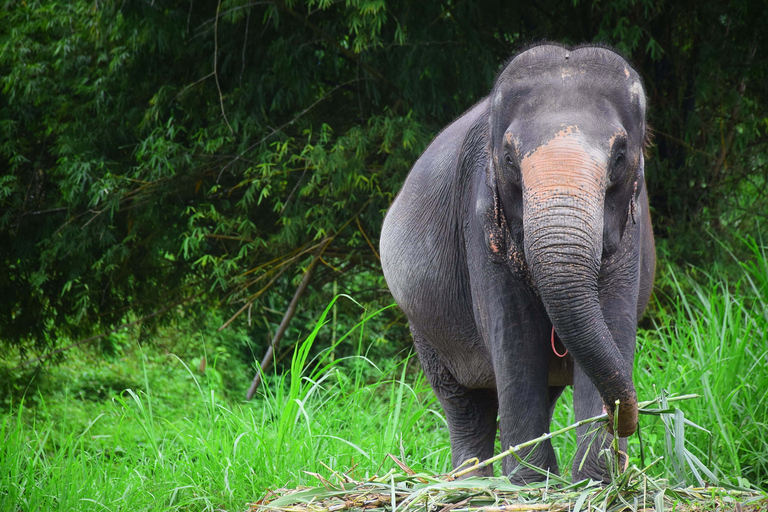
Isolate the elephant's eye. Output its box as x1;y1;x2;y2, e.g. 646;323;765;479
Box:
613;151;626;167
505;153;521;183
610;150;627;182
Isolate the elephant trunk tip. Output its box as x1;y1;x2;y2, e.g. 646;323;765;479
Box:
606;396;638;437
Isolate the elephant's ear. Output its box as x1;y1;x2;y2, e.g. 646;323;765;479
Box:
628;153;645;224
486;158;504;230
603;149;646;256
629;78;647;121
486;157;513;261
633;77;652;162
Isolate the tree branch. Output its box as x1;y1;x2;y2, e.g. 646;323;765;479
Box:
273;0;401;96
214;0;235;138
217;78;359;180
711;38;758;185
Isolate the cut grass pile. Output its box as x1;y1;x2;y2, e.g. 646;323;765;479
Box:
253;472;765;512
252;395;766;512
1;238;766;511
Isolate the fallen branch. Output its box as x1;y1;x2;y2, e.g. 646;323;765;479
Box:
245;237;332;400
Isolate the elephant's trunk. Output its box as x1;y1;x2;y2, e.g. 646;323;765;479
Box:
520;132;638;436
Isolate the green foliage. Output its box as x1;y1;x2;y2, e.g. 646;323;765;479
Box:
1;0;766;414
0;0;437;357
0;298;449;511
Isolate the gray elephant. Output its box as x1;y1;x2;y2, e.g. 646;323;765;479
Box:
380;43;655;483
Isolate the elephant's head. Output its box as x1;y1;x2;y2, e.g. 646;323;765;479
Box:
490;45;648;436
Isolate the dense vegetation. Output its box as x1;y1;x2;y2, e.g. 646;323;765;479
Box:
2;0;766;360
1;0;767;508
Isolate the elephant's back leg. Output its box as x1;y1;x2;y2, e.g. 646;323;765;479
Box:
412;328;498;475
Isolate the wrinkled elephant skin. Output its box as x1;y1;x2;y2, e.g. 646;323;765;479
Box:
380;44;655;483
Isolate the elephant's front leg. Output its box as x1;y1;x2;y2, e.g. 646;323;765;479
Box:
490;312;559;483
571;366;629;482
471;262;559;481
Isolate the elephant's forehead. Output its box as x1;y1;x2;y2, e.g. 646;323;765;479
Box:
492;56;645;131
500;44;642;87
517;123;625;161
520;125;609;169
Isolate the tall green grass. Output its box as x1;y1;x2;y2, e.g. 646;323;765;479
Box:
633;236;768;488
1;240;766;510
0;296;451;511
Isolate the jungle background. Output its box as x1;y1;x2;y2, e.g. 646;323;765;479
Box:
1;0;767;509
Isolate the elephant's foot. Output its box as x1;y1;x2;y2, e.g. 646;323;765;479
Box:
572;432;628;483
503;443;559;485
507;465;560;485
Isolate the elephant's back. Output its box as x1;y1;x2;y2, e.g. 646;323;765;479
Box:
380;98;489;313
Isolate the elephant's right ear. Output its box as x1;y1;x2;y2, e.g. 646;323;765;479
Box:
484;157;510;261
487;158;504;230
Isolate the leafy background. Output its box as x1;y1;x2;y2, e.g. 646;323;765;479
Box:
2;0;765;361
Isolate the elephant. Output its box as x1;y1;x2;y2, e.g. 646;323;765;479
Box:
379;43;655;484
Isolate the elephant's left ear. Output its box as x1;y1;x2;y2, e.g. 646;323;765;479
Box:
629;155;645;225
632;78;653;156
629;78;650;144
630;80;646;118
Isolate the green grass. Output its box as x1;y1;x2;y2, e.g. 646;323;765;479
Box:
630;236;768;488
0;298;451;511
1;240;767;510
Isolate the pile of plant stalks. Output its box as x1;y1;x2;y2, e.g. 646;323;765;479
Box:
252;395;766;512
